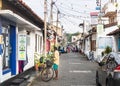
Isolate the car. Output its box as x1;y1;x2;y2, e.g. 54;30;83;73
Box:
96;52;120;86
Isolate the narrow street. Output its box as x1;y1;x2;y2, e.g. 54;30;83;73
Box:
31;52;98;86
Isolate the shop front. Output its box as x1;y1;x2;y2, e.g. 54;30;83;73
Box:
0;10;43;83
0;16;16;82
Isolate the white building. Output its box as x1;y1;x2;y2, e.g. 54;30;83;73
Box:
0;0;44;84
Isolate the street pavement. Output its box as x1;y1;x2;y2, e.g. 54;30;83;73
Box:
30;52;98;86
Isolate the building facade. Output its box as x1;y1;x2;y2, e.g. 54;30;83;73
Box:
0;0;44;83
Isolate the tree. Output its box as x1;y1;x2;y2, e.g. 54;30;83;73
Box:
66;32;80;42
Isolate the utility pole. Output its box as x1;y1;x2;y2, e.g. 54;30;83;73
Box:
83;20;85;52
98;0;102;24
44;0;47;56
56;10;60;34
100;0;101;13
55;10;60;46
56;10;60;30
50;0;53;25
100;0;102;24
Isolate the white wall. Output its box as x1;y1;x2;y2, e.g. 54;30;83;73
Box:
114;35;119;52
84;37;90;58
85;38;90;51
1;72;12;83
24;30;43;70
24;32;35;70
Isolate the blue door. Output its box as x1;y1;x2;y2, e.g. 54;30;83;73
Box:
9;25;16;75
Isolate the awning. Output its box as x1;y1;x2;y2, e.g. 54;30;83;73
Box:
0;10;41;31
107;28;120;35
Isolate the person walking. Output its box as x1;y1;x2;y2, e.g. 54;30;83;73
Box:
53;47;60;80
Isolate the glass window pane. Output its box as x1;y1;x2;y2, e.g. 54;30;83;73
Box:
2;26;10;69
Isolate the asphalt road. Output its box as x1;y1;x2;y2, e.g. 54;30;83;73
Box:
30;52;98;86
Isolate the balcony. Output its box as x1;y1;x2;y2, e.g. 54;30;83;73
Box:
104;22;117;28
102;3;117;17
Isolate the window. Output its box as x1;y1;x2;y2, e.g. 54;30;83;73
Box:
40;36;42;53
35;34;37;52
1;26;10;70
35;34;43;53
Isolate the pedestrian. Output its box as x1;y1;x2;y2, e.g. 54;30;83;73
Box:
53;47;60;80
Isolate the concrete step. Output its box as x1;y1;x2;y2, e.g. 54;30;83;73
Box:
10;78;25;85
10;75;31;86
19;82;30;86
19;75;30;80
0;67;36;86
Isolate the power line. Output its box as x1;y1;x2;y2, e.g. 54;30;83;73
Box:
57;6;90;19
60;12;90;20
61;17;79;26
60;17;83;33
39;0;44;9
56;2;95;14
46;0;90;23
45;0;90;33
60;19;75;32
56;4;90;14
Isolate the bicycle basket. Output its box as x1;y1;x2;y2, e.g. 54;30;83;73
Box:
46;60;53;67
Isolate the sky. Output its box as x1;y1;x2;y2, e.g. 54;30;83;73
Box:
23;0;108;33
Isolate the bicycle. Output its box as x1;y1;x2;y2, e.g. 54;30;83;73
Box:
40;58;54;82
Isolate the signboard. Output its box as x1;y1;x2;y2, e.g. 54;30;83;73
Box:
96;6;101;10
90;12;98;25
18;34;26;60
97;24;104;35
91;16;98;25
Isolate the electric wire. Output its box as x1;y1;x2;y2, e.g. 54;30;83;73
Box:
56;6;90;20
56;2;95;14
57;4;90;14
43;0;95;33
61;20;76;33
60;12;90;20
39;0;44;10
47;0;91;21
45;2;86;31
60;17;83;33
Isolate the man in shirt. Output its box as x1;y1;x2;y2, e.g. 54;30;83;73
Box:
53;47;60;80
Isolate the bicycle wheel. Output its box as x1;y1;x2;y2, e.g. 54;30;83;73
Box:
41;67;54;82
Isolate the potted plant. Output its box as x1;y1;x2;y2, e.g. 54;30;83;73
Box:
104;46;112;55
101;46;112;57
